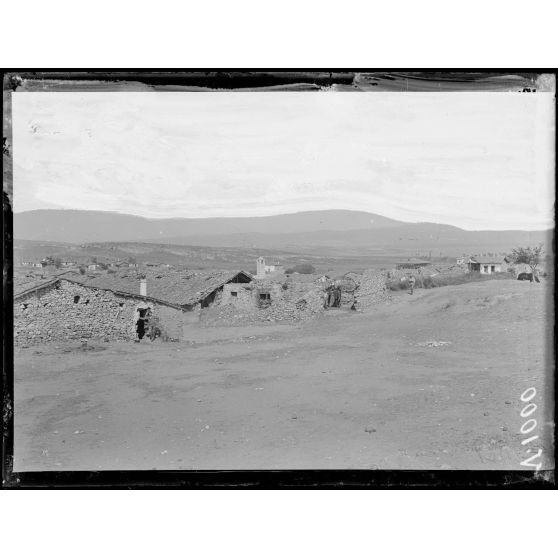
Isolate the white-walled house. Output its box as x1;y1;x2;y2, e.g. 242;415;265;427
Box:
467;256;504;274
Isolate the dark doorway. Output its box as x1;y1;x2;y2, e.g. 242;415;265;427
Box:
136;307;151;340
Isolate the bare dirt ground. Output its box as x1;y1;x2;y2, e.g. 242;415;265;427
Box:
14;279;554;471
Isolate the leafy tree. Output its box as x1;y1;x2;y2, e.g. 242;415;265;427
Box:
79;266;86;275
510;244;544;276
53;257;62;269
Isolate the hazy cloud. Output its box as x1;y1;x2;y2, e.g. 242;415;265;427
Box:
12;91;555;230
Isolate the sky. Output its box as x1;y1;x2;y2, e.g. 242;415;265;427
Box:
12;91;555;230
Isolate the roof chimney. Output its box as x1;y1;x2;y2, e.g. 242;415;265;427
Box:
140;277;147;297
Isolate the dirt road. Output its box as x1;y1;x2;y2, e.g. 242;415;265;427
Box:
14;279;554;470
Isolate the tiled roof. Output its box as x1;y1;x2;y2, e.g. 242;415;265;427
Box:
469;256;504;264
61;269;253;307
14;277;59;298
14;269;83;298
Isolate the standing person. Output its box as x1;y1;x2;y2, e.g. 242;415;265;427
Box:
136;315;145;340
408;274;416;295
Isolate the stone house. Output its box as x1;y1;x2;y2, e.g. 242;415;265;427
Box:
228;272;349;314
14;269;253;345
252;275;328;318
213;271;327;320
209;268;392;324
14;277;185;345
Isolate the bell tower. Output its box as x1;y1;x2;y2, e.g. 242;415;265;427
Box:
256;256;266;278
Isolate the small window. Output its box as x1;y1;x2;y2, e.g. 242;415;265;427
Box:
22;303;29;311
74;296;80;303
231;292;238;297
259;293;271;301
119;302;125;307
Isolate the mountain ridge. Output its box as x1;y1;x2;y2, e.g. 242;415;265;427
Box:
13;209;551;254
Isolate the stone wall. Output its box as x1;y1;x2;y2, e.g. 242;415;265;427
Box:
221;283;255;309
14;279;185;345
149;302;184;340
202;278;328;325
276;280;325;313
354;269;391;309
202;272;393;325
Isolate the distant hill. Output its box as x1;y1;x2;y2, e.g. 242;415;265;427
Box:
13;209;551;256
149;224;551;254
14;209;403;244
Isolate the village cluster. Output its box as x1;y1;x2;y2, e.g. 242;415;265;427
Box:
14;250;545;347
